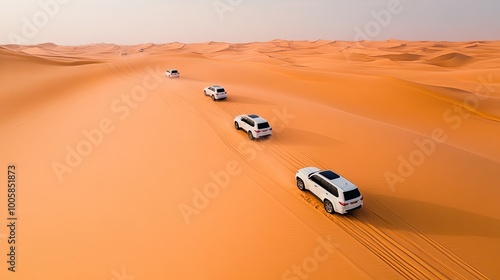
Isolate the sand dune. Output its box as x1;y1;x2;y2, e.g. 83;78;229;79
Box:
427;52;473;67
385;43;408;49
0;40;499;280
376;53;423;61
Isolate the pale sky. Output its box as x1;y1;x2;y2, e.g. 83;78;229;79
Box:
1;0;499;45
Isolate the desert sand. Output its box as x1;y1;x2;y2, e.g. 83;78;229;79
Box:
0;40;499;279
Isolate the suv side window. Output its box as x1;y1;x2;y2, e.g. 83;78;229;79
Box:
316;178;338;197
318;178;329;192
323;180;339;197
310;175;322;185
242;117;253;126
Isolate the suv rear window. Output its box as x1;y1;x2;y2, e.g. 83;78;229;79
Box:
343;189;361;201
171;70;178;73
257;122;270;129
217;88;225;92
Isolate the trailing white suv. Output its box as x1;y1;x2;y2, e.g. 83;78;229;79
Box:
165;69;180;78
234;114;272;140
296;167;363;214
204;85;227;101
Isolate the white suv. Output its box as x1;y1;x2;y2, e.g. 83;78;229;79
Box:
165;69;180;78
204;85;227;101
295;167;363;214
234;114;272;140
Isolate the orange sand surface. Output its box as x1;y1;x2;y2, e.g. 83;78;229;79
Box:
0;40;499;279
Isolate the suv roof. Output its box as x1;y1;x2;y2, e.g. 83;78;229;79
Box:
245;115;268;125
211;85;224;89
317;170;357;192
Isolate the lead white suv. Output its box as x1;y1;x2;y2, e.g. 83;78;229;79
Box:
296;167;363;214
165;69;179;78
204;85;227;101
234;114;272;140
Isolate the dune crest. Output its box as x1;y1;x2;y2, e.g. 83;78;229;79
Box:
427;52;473;67
376;53;422;61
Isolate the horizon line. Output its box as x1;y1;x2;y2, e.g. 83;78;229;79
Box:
2;38;499;47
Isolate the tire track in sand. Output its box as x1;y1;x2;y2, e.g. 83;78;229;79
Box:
367;200;490;280
301;194;490;280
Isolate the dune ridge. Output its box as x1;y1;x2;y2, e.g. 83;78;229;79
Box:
427;52;473;67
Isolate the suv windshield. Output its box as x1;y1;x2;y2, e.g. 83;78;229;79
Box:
257;122;270;129
343;189;361;201
320;170;340;180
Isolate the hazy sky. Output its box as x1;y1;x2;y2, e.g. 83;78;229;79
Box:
1;0;499;45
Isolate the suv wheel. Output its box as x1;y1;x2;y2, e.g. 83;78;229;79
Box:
297;179;305;191
248;131;254;140
211;95;216;101
324;200;334;214
234;122;240;130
